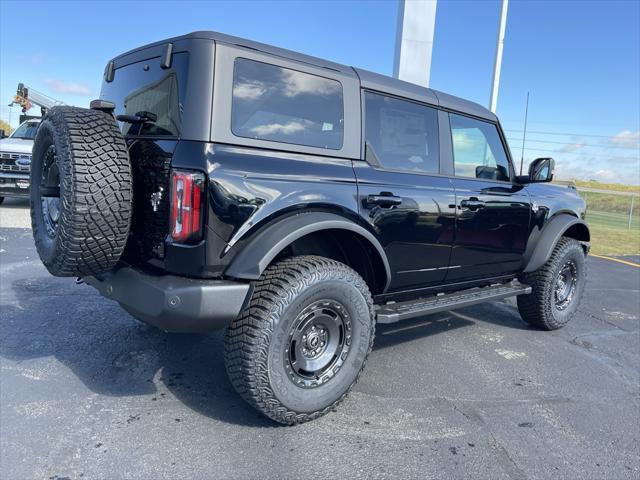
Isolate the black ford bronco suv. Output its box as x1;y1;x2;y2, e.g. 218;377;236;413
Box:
30;31;589;425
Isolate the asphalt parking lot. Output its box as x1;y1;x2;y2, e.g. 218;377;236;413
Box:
1;197;639;480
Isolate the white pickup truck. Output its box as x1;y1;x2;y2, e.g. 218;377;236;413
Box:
0;119;40;204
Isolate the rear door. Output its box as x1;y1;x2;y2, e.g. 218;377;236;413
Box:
354;91;456;293
446;113;531;281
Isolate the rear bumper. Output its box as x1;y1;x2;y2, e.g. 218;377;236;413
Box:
84;267;251;332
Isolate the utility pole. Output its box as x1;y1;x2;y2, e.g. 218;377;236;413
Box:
394;0;438;88
489;0;509;113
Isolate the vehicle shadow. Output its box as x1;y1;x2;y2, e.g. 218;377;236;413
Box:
0;275;528;428
1;276;273;428
0;197;30;209
374;300;529;350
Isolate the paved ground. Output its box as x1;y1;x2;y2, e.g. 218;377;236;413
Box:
1;197;639;479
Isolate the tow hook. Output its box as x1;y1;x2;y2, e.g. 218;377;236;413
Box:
75;277;84;285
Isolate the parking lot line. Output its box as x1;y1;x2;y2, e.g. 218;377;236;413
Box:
590;254;640;268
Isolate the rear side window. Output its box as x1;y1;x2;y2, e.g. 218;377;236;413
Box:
450;113;511;181
364;91;439;174
231;58;344;150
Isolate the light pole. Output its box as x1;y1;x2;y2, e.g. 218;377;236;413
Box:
394;0;438;88
489;0;509;113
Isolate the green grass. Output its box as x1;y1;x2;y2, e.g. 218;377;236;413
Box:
551;181;640;255
579;191;639;218
574;180;639;194
584;210;640;256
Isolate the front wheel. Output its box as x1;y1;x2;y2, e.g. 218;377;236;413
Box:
224;255;376;425
518;237;587;330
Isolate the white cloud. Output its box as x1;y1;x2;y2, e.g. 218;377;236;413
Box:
233;81;266;100
554;154;640;185
281;70;340;97
610;130;640;148
593;169;618;181
250;121;307;136
43;79;92;96
557;142;585;153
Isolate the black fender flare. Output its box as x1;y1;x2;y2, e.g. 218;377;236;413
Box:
224;212;391;291
523;214;590;273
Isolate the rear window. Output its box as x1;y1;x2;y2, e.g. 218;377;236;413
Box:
231;58;344;150
100;52;188;137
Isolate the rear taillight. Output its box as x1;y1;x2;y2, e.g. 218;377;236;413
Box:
170;169;205;243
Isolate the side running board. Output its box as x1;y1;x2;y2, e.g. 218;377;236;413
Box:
376;281;531;324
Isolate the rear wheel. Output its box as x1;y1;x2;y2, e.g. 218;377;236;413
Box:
224;255;375;425
30;106;132;277
518;237;586;330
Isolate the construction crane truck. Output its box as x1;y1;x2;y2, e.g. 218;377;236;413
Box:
0;84;64;204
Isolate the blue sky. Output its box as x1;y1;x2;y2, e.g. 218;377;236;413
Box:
1;0;638;184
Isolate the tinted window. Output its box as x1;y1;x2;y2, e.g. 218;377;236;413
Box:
100;52;188;137
231;58;344;149
364;91;439;173
450;114;510;181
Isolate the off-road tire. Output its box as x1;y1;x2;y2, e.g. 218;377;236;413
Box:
224;255;376;425
518;237;586;330
30;106;131;277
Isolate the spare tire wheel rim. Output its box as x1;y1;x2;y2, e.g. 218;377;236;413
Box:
554;260;577;311
40;145;61;238
284;300;352;389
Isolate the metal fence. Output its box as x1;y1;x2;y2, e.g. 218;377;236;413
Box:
578;188;638;231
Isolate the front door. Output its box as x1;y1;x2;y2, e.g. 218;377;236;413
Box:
355;91;456;293
446;113;531;282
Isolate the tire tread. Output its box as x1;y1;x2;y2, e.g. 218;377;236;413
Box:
31;106;131;277
224;255;375;425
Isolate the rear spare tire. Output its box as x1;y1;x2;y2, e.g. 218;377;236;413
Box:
30;106;132;277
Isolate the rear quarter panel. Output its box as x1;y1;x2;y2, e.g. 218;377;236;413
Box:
182;143;361;274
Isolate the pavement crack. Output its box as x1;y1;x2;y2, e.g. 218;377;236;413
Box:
577;308;631;332
489;433;529;480
449;400;485;426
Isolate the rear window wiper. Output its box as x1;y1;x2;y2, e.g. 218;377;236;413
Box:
116;111;158;124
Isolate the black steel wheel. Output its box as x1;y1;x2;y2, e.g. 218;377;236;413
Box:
518;237;587;330
285;299;351;389
554;260;578;311
224;255;375;425
39;145;61;238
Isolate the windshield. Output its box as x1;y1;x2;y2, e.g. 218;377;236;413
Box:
11;122;39;140
100;52;188;137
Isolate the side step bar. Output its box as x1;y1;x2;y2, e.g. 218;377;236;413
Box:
376;281;531;324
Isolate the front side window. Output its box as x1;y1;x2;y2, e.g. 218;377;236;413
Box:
231;58;344;150
364;91;439;174
450;113;511;181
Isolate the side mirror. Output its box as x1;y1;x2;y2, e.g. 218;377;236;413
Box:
0;129;6;139
529;157;555;182
517;157;555;184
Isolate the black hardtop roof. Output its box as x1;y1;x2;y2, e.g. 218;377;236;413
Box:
112;30;497;122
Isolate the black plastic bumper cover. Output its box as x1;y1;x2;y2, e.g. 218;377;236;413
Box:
84;267;251;332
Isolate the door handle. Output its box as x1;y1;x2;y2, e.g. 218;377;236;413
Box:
460;198;486;210
366;194;403;207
